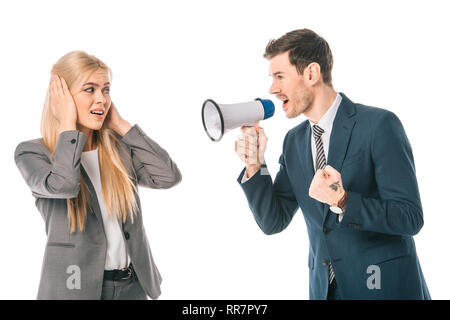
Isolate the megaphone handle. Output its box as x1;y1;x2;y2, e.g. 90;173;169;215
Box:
241;123;262;167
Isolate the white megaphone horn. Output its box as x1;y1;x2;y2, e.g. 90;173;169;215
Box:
201;98;275;142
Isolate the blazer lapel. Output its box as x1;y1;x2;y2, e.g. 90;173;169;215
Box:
327;93;357;172
80;165;106;234
322;93;357;226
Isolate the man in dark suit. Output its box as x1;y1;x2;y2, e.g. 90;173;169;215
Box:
235;28;430;300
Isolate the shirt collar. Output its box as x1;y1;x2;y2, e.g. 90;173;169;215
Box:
308;93;342;134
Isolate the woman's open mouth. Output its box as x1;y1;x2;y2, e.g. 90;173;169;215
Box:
90;110;105;119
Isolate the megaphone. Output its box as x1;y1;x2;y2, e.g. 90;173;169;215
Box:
201;98;275;141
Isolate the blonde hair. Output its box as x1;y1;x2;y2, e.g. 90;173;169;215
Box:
41;51;138;233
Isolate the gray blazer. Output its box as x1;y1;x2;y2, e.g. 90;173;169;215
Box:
14;124;182;299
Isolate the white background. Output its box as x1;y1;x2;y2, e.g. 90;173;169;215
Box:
0;0;449;299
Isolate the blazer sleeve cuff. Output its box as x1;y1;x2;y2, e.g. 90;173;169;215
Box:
338;190;362;230
53;130;87;177
237;164;269;185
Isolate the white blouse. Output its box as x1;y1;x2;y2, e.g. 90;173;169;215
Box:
81;148;130;270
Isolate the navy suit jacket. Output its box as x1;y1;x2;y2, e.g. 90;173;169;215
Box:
238;93;430;300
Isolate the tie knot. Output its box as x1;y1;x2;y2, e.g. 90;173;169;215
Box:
312;125;324;139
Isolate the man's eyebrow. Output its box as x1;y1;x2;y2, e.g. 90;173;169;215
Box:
270;71;284;77
82;82;111;86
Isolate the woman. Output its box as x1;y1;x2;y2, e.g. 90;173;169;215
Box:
14;51;182;300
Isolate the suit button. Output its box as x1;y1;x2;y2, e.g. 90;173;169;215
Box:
124;232;130;240
323;227;330;234
322;259;329;266
71;139;76;144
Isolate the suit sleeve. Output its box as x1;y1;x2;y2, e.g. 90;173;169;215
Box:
14;130;87;199
238;133;299;235
119;124;182;189
339;111;424;236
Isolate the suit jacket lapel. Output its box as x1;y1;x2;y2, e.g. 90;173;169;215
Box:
322;93;357;226
80;165;106;234
327;93;357;172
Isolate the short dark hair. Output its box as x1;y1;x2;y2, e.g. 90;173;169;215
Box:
264;29;334;85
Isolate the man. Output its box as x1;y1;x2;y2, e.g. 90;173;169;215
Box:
235;28;430;300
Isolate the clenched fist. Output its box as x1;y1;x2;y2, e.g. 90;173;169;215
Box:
309;165;346;207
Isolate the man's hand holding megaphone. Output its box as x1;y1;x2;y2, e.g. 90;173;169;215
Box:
235;123;268;179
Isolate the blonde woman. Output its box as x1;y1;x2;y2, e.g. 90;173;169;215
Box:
14;51;182;300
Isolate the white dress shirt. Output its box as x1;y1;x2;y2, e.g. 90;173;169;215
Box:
81;148;130;270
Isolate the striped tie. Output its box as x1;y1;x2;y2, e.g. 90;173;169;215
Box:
312;124;336;285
